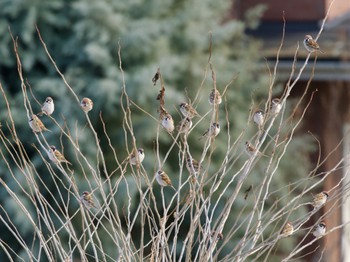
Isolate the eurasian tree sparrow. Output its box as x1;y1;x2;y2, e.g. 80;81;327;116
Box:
80;97;93;113
245;141;257;157
161;114;175;133
303;35;324;53
48;145;71;165
202;122;220;138
38;97;54;116
209;89;222;105
312;191;329;209
177;117;193;133
29;114;50;133
245;141;268;157
179;103;199;119
270;98;282;116
253;109;264;127
155;170;175;190
312;222;326;238
80;191;96;209
186;157;202;175
281;222;294;237
129;148;145;165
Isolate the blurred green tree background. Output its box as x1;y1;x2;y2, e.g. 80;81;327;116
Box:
0;0;313;261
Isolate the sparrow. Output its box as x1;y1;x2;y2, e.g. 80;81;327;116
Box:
270;98;282;116
186;157;202;175
80;97;93;113
209;89;222;105
202;122;220;138
303;35;324;53
312;222;326;238
29;114;50;133
38;97;54;116
244;141;268;157
48;145;72;165
80;191;96;209
177;117;193;133
253;109;264;127
129;148;145;165
155;170;175;190
281;222;294;237
244;141;257;157
161;114;175;133
312;191;329;209
179;103;199;119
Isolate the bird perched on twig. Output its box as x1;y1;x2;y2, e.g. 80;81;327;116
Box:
29;114;50;133
253;109;264;127
244;141;269;157
244;141;258;157
80;97;94;113
161;114;175;133
281;222;294;237
209;89;222;105
129;148;145;165
312;191;329;209
80;191;96;209
38;97;54;116
48;145;71;165
201;122;220;139
303;35;324;53
155;170;176;190
186;157;202;175
270;98;282;116
177;117;193;133
312;222;326;238
179;102;200;119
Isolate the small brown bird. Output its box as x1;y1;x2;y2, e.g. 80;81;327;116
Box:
253;109;264;127
244;141;268;157
80;97;93;113
155;170;175;190
209;89;222;105
48;145;71;165
161;114;175;133
245;141;257;157
270;98;282;116
281;222;294;237
303;35;324;53
177;117;193;133
38;97;54;116
201;122;220;139
29;114;50;133
80;191;96;209
179;103;199;119
186;157;202;175
312;222;326;238
129;148;145;165
312;191;329;209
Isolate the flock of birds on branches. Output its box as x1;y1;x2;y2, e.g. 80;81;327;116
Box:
26;34;327;241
